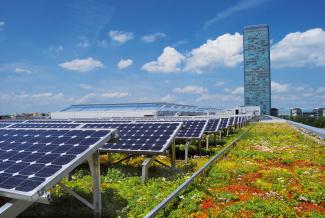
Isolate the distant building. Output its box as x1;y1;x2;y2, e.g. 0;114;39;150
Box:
313;108;325;118
270;108;279;117
290;108;302;117
303;111;316;118
233;106;261;116
51;103;203;119
244;24;271;115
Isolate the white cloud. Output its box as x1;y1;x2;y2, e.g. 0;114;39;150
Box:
271;28;325;68
203;0;269;30
0;21;5;31
96;40;108;48
108;30;134;45
47;45;63;54
59;57;103;72
0;92;64;101
117;59;133;70
161;94;176;102
142;46;185;73
77;37;90;48
141;32;166;43
231;86;244;94
101;92;129;98
215;81;225;87
77;93;97;104
79;84;92;90
14;67;32;74
184;33;243;73
271;81;289;93
173;85;207;94
316;87;325;93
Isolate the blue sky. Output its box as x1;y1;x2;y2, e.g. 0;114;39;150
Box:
0;0;324;114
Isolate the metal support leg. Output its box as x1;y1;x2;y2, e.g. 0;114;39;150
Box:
0;199;33;218
88;151;101;218
198;139;201;153
206;135;209;149
226;129;229;136
171;140;176;168
106;153;112;164
142;157;155;183
213;133;216;146
184;141;190;163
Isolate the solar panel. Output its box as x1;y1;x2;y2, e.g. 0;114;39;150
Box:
174;120;207;139
8;124;80;129
74;120;132;123
26;120;73;123
229;117;235;126
0;128;115;201
135;119;208;139
205;119;221;133
219;118;229;129
82;122;182;154
0;124;10;128
0;120;25;123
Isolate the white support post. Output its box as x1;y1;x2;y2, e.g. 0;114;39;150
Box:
0;199;33;218
88;151;101;218
206;135;209;149
141;157;155;183
213;133;216;146
171;139;176;168
184;141;190;163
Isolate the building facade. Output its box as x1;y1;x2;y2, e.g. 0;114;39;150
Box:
290;108;302;117
313;108;325;118
244;24;271;115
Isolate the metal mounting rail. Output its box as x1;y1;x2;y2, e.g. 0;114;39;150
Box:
144;127;251;218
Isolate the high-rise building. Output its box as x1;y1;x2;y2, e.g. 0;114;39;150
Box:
243;24;271;115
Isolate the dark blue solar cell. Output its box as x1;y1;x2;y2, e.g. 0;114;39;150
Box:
16;177;45;192
35;165;61;177
22;153;45;162
5;162;29;173
1;176;25;189
9;152;31;161
51;137;72;145
20;164;46;175
66;146;88;155
79;137;100;146
52;155;75;165
51;145;72;154
37;154;61;164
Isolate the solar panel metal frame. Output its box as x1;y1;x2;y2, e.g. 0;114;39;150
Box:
96;122;183;155
0;127;116;202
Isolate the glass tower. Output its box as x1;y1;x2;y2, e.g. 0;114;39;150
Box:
243;24;271;115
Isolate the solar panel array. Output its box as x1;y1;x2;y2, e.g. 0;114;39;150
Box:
8;123;80;129
26;120;73;123
75;120;132;123
0;128;114;200
205;119;221;133
82;122;182;154
135;119;208;139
